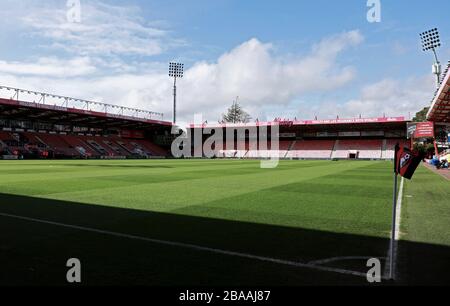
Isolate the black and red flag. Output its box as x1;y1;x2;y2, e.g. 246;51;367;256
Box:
389;143;425;280
394;144;424;180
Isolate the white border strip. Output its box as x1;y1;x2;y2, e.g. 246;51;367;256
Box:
309;256;386;266
0;212;373;279
395;177;404;241
384;177;404;279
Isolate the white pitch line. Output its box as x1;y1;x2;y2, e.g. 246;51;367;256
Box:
384;177;404;278
0;212;370;279
395;177;404;241
309;256;387;266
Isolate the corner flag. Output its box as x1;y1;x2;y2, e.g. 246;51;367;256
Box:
394;144;424;180
389;143;424;280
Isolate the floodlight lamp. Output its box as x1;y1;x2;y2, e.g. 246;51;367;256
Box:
169;62;184;78
420;28;441;52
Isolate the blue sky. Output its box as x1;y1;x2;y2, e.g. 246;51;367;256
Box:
0;0;449;124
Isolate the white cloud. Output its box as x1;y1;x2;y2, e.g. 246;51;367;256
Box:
0;32;365;124
1;1;383;125
303;76;435;119
21;1;178;57
0;57;96;77
0;1;439;128
177;31;364;121
2;40;432;126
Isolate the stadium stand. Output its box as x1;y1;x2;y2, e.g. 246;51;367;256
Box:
62;134;98;157
0;87;172;159
79;135;116;156
101;138;129;156
191;116;411;160
219;139;395;160
135;139;169;156
426;63;450;155
32;133;80;157
332;139;383;159
382;139;411;160
247;141;290;159
287;140;335;159
427;61;450;123
0;86;413;161
1;131;168;159
108;135;147;157
0;131;26;155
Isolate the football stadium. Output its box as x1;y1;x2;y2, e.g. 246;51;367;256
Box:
1;82;449;287
0;1;449;295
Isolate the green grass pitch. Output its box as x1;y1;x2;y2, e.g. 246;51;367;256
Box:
0;159;448;285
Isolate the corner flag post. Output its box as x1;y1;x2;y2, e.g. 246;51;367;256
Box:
389;157;398;280
389;143;424;280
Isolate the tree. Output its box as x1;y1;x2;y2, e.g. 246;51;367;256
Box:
412;107;430;122
222;97;252;123
413;142;435;158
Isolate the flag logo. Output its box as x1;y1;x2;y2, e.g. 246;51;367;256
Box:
399;153;411;169
394;144;423;180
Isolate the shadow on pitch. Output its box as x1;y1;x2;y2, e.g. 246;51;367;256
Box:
0;192;448;286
